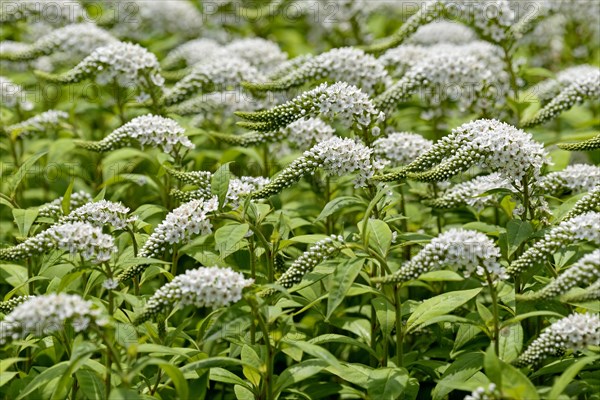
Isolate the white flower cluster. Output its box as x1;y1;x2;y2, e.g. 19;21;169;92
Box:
428;173;512;210
163;58;262;106
307;137;378;187
59;200;137;230
0;221;115;264
135;266;253;324
524;68;600;127
540;164;600;195
0;76;32;110
226;177;271;208
224;38;288;73
514;312;600;366
38;191;93;219
252;136;377;198
0;23;117;62
507;212;600;276
264;235;345;296
36;42;164;93
78;114;194;156
138;197;219;259
162;38;286;73
111;0;202;40
408;21;477;45
237;82;385;134
373;132;433;168
524;249;600;300
407;119;550;185
464;383;500;400
0;293;105;345
5;110;69;138
244;47;390;94
162;38;224;69
376;51;509;114
381;41;504;79
534;65;600;101
562;280;600;303
283;118;335;151
379;229;506;284
563;185;600;220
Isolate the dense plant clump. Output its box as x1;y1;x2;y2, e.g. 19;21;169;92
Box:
1;1;598;399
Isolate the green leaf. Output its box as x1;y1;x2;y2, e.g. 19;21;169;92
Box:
61;177;75;215
241;345;262;387
366;219;392;257
281;339;342;370
500;311;564;329
547;355;600;399
326;258;366;320
234;384;255;400
372;297;395;336
367;367;409;400
211;162;232;208
419;270;464;282
498;323;523;363
215;223;249;259
158;362;189;400
9;151;47;198
406;288;482;333
17;362;69;400
75;369;105;400
506;220;533;257
12;208;39;237
314;196;365;223
484;345;503;389
274;359;328;395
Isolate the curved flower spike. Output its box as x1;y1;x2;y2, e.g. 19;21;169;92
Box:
425;173;511;210
117;197;219;282
561;280;600;303
251;136;377;198
373;229;505;284
162;38;227;70
261;235;345;297
134;266;253;324
0;23;117;62
557;134;600;151
534;65;599;102
166;169;212;187
507;212;600;277
405;119;549;184
224;38;288;73
512;312;600;367
162;58;262;106
4;110;69;139
523;68;600;127
0;296;33;314
374;53;508;115
33;42;163;93
519;250;600;301
407;21;476;46
59;200;137;230
0;294;106;345
76;114;194;156
37;191;93;219
539;164;600;195
236;82;384;133
563;185;600;220
365;0;515;53
243;47;390;94
0;221;116;264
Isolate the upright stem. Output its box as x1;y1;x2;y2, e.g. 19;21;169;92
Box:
252;300;273;400
485;271;500;357
248;237;257;344
394;285;404;367
502;44;521;125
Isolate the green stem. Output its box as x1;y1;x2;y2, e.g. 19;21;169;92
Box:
394;285;404;367
248;237;257;344
251;299;273;400
485;271;500;357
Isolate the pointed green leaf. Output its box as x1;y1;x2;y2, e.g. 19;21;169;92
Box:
326;258;366;320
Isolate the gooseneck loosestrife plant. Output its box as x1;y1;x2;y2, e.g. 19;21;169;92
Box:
1;2;599;399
